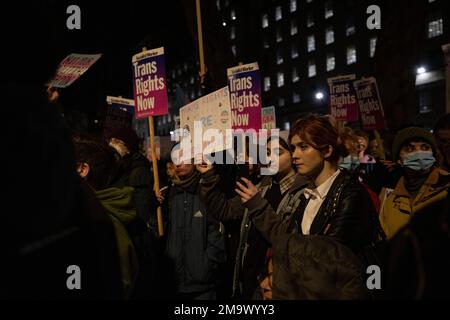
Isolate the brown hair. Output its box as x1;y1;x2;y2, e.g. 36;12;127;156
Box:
289;114;349;163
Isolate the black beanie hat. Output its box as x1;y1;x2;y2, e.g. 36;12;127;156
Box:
110;127;140;154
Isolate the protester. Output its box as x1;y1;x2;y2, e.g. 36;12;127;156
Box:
235;114;383;299
379;127;450;238
198;132;305;299
164;147;227;300
369;136;385;161
353;129;376;164
384;188;450;299
74;139;140;298
109;127;160;236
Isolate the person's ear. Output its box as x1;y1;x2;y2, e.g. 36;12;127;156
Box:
77;162;90;178
323;145;333;159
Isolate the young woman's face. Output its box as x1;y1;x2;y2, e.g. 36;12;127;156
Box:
290;134;325;175
267;140;292;176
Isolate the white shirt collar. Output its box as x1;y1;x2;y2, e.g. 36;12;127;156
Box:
304;169;341;200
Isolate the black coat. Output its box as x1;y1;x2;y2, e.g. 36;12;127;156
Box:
271;235;369;299
245;170;379;299
248;170;379;252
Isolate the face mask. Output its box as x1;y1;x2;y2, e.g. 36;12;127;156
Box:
402;151;435;171
338;155;360;171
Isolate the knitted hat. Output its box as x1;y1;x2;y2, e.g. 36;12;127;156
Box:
392;127;438;161
267;130;290;151
109;127;140;154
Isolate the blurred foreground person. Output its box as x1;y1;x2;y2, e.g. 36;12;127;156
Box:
2;84;123;299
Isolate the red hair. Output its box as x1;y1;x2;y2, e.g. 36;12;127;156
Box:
289;114;349;163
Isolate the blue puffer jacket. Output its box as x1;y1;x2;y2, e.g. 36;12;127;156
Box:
166;172;226;294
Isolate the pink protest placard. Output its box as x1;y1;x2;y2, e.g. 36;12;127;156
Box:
48;53;102;88
132;47;169;119
227;62;262;130
328;74;359;122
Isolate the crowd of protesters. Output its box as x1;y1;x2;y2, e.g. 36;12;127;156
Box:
3;76;450;300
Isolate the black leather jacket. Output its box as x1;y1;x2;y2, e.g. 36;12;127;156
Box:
244;170;381;299
246;170;380;253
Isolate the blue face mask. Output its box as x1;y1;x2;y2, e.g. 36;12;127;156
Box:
338;155;360;171
402;151;435;171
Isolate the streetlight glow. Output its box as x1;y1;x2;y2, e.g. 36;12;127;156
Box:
417;66;426;74
315;92;324;100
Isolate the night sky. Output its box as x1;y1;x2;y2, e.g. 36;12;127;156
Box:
2;1;196;118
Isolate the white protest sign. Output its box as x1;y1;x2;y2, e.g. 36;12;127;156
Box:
179;87;232;157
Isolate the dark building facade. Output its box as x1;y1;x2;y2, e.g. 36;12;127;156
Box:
215;0;449;130
152;0;449;137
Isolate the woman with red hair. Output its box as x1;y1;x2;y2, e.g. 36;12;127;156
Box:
235;114;384;299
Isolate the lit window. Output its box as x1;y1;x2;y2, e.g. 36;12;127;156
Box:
278;97;285;107
275;6;282;21
325;1;333;19
277;49;284;65
264;77;271;92
276;27;283;42
347;45;357;65
216;0;220;11
326;53;335;71
428;18;443;38
325;27;334;44
370;37;377;58
263;38;269;49
293;92;301;103
231;45;236;57
307;35;315;52
290;0;297;12
277;72;285;87
292;67;299;83
419;91;431;114
231;9;236;20
308;60;316;78
230;27;235;40
262;14;269;28
307;12;314;27
190;76;194;84
291;20;298;35
346;23;356;36
291;44;299;59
